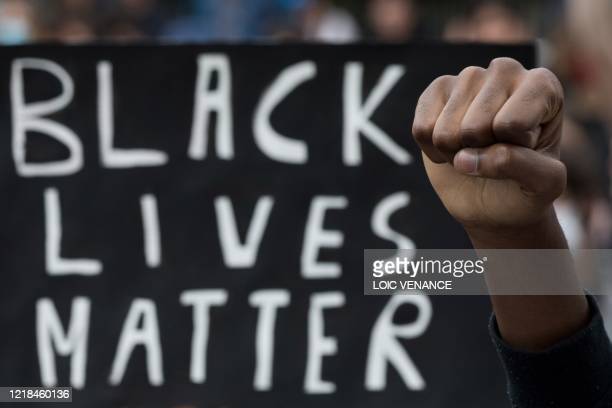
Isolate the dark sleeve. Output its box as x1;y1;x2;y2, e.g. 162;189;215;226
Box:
490;295;612;408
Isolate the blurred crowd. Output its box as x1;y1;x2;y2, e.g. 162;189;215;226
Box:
2;0;612;253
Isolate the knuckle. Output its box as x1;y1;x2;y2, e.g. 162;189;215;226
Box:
491;144;513;174
429;75;456;94
458;66;485;81
493;117;527;136
488;57;524;74
432;128;459;151
412;121;433;143
419;75;456;103
529;68;558;92
433;74;456;86
528;67;564;103
459;122;489;145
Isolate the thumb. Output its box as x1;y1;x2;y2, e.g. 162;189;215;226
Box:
453;144;566;200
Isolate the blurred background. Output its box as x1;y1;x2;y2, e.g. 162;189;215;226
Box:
3;0;612;315
2;0;610;249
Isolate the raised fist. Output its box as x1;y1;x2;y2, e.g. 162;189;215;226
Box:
412;57;566;233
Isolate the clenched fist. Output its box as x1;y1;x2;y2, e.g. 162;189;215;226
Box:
412;57;566;233
412;58;591;366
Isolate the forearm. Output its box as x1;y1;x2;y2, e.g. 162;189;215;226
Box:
467;207;590;351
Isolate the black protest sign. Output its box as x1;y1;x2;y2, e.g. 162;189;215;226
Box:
0;44;534;407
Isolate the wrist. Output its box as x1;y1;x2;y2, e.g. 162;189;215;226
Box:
465;207;568;249
468;207;588;350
